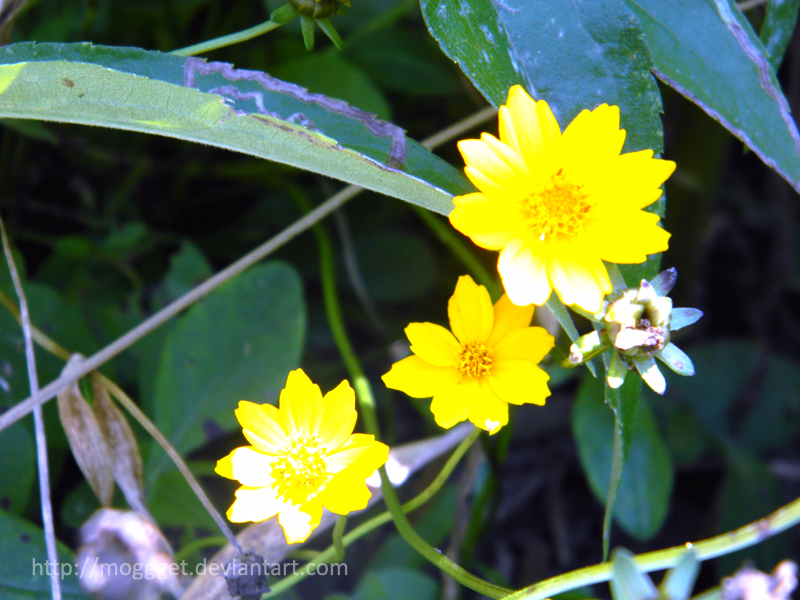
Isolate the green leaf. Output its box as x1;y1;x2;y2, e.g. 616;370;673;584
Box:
0;42;472;216
659;549;699;600
627;0;800;194
346;29;459;97
145;261;305;484
573;376;673;541
273;50;392;121
760;0;800;71
0;510;90;599
739;354;800;452
0;423;35;515
350;229;439;303
352;567;439;600
420;0;665;154
610;548;657;600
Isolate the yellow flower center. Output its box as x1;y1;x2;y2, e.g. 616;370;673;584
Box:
523;169;593;240
271;433;328;504
458;342;493;378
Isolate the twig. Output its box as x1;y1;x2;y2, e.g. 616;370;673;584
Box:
0;216;62;600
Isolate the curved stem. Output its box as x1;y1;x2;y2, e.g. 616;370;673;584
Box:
304;198;511;598
171;17;291;57
506;494;800;600
265;427;482;597
332;516;347;562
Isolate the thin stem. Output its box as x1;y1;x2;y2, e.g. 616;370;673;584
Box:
332;516;347;562
304;198;511;597
505;494;800;600
171;18;288;57
265;427;482;597
0;217;62;600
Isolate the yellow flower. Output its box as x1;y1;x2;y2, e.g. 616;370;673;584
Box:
216;369;389;544
382;275;554;434
449;85;675;313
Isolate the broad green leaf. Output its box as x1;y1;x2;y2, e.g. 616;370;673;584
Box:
573;376;673;540
627;0;800;194
739;354;800;452
145;262;305;484
0;423;34;514
0;43;472;216
760;0;800;71
420;0;665;155
0;510;90;599
350;229;439;303
659;341;761;439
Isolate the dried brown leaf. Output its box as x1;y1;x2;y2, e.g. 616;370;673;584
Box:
91;375;148;517
57;360;115;507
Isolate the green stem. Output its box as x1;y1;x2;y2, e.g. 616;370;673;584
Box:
332;515;347;562
265;427;482;597
171;17;293;57
302;196;511;598
413;205;502;300
505;494;800;600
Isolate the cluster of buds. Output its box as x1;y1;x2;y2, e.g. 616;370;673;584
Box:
569;268;703;394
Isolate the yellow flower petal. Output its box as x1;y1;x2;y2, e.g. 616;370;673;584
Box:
497;239;552;306
226;485;284;523
452;86;673;314
458;136;525;189
405;322;461;367
278;499;323;544
236;401;289;454
450;192;526;250
493;327;555;364
561;104;625;167
486;294;534;347
429;378;481;429
280;369;323;437
548;248;611;312
382;355;461;398
488;359;551;406
588;210;670;263
320;441;388;514
325;433;379;473
448;275;494;344
316;380;357;450
215;446;276;487
503;85;562;171
466;387;508;434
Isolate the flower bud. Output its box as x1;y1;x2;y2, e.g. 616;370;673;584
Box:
289;0;350;19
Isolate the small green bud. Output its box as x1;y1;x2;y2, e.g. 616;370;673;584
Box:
289;0;350;19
